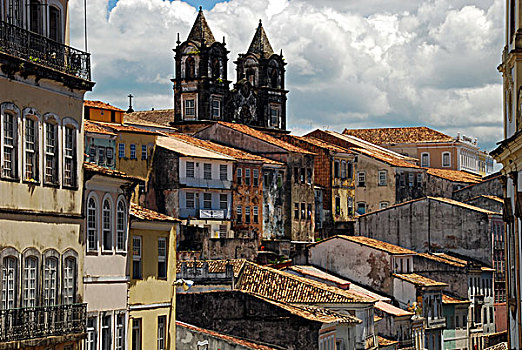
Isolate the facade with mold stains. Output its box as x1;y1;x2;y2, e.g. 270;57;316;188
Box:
194;121;315;242
0;0;94;346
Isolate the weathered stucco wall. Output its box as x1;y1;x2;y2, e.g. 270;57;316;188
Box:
177;323;270;350
262;167;285;239
308;237;394;296
354;155;396;214
452;175;503;202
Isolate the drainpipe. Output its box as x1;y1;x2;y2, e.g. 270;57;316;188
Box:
428;198;431;252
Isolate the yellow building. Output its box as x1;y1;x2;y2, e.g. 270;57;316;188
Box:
128;203;180;350
84;100;125;124
0;0;94;347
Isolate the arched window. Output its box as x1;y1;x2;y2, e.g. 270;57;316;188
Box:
102;199;113;251
87;196;98;251
270;66;279;88
49;6;61;42
29;0;43;34
246;68;256;85
62;257;76;304
2;256;18;309
1;103;19;179
44;115;59;185
23;109;40;182
116;199;126;251
23;256;38;307
212;58;222;79
185;57;195;79
43;256;58;306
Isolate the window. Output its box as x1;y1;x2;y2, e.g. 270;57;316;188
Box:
133;236;142;279
102;315;112;350
130;144;136;159
63;257;76;304
236;206;242;223
417;173;422;184
245;206;251;223
87;197;98;251
106;147;113;165
30;0;43;34
277;172;282;187
98;147;105;166
253;169;259;186
347;162;353;179
408;173;414;187
86;317;97;350
356;202;367;215
157;315;166;350
89;144;96;162
116;200;126;251
3;112;17;178
307;168;312;185
185;57;195;78
357;172;366;187
184;99;195;117
307;204;312;221
64;126;76;187
294;203;299;220
219;194;227;210
379;202;389;209
132;318;142;350
237;168;242;185
186;192;195;209
43;256;58;306
348;197;353;216
334;160;340;178
186;161;195;178
212;99;221;119
245;168;251;186
442;152;451;167
24;117;38;181
253;206;259;223
49;6;61;41
220;164;227;181
203;193;212;209
300;168;305;183
142;145;147;160
203;163;212;180
2;256;17;309
421;153;430;167
118;143;125;158
158;237;167;279
270;106;280;127
341;161;347;179
378;171;387;186
23;256;37;307
335;197;341;215
102;199;112;251
301;203;306;219
115;314;125;350
294;167;299;183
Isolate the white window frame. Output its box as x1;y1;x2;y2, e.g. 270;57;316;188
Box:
141;145;147;160
132;318;142;350
23;109;40;182
115;312;126;350
132;236;142;279
44;114;59;185
211;97;221;119
269;105;280;128
378;170;387;186
118;143;125;158
185;192;195;209
43;254;58;306
203;192;212;209
102;196;113;252
408;173;414;187
357;171;366;187
157;315;166;350
87;193;99;252
1;103;20;180
2;255;18;309
379;201;389;210
186;161;195;178
86;316;98;350
442;152;451;167
421;152;430;167
22;255;38;307
116;198;127;252
158;237;167;279
253;168;259;186
130;144;136;159
219;194;227;210
253;206;259;223
101;314;112;350
184;98;196;119
219;164;227;181
62;256;76;304
62;118;78;188
203;163;212;180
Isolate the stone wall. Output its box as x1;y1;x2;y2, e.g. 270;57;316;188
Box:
452;174;503;202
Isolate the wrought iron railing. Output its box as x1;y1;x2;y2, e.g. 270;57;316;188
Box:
0;20;91;80
0;303;86;342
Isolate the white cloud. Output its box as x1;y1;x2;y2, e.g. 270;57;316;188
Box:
69;0;504;151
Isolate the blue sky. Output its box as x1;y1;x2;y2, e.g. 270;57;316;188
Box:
108;0;228;12
70;0;504;152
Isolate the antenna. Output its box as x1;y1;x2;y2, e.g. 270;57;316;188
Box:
127;94;134;113
83;0;88;52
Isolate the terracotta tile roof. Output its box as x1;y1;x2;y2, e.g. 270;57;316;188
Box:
285;265;351;288
157;136;235;161
124;109;174;128
84;100;124;112
417;253;467;268
430;197;501;215
375;301;414;317
434;253;469;266
254;294;361;324
283;135;353;154
214;122;315;155
393;273;447;287
310;235;416;255
84;120;117;136
236;262;376;304
176;321;281;350
176;259;246;278
484;342;508;350
83;162;141;181
442;294;471;304
465;195;504;204
169;133;283;165
342;127;454;144
308;130;419;168
426;168;481;184
378;336;399;347
89;120;160;135
130;203;180;222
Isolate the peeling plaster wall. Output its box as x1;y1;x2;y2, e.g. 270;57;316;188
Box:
452;175;503;202
177;324;265;350
308;237;394;296
288;154;315;242
262;167;285;239
425;173;468;198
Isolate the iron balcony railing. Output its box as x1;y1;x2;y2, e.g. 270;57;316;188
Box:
0;303;86;343
0;20;91;80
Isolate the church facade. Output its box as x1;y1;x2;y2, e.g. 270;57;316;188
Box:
173;8;288;131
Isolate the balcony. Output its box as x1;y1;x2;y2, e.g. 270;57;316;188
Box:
180;177;232;189
199;209;226;219
0;20;91;81
426;317;446;329
0;303;86;344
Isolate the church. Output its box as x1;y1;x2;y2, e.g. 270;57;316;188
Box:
172;8;288;132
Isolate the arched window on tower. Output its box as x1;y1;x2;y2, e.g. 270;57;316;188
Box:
270;67;279;88
212;58;222;79
246;68;256;86
185;57;195;79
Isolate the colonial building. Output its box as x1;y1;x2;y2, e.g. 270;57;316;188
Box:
173;8;287;131
84;100;125;124
85;120;117;169
343;127;494;176
0;0;94;346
